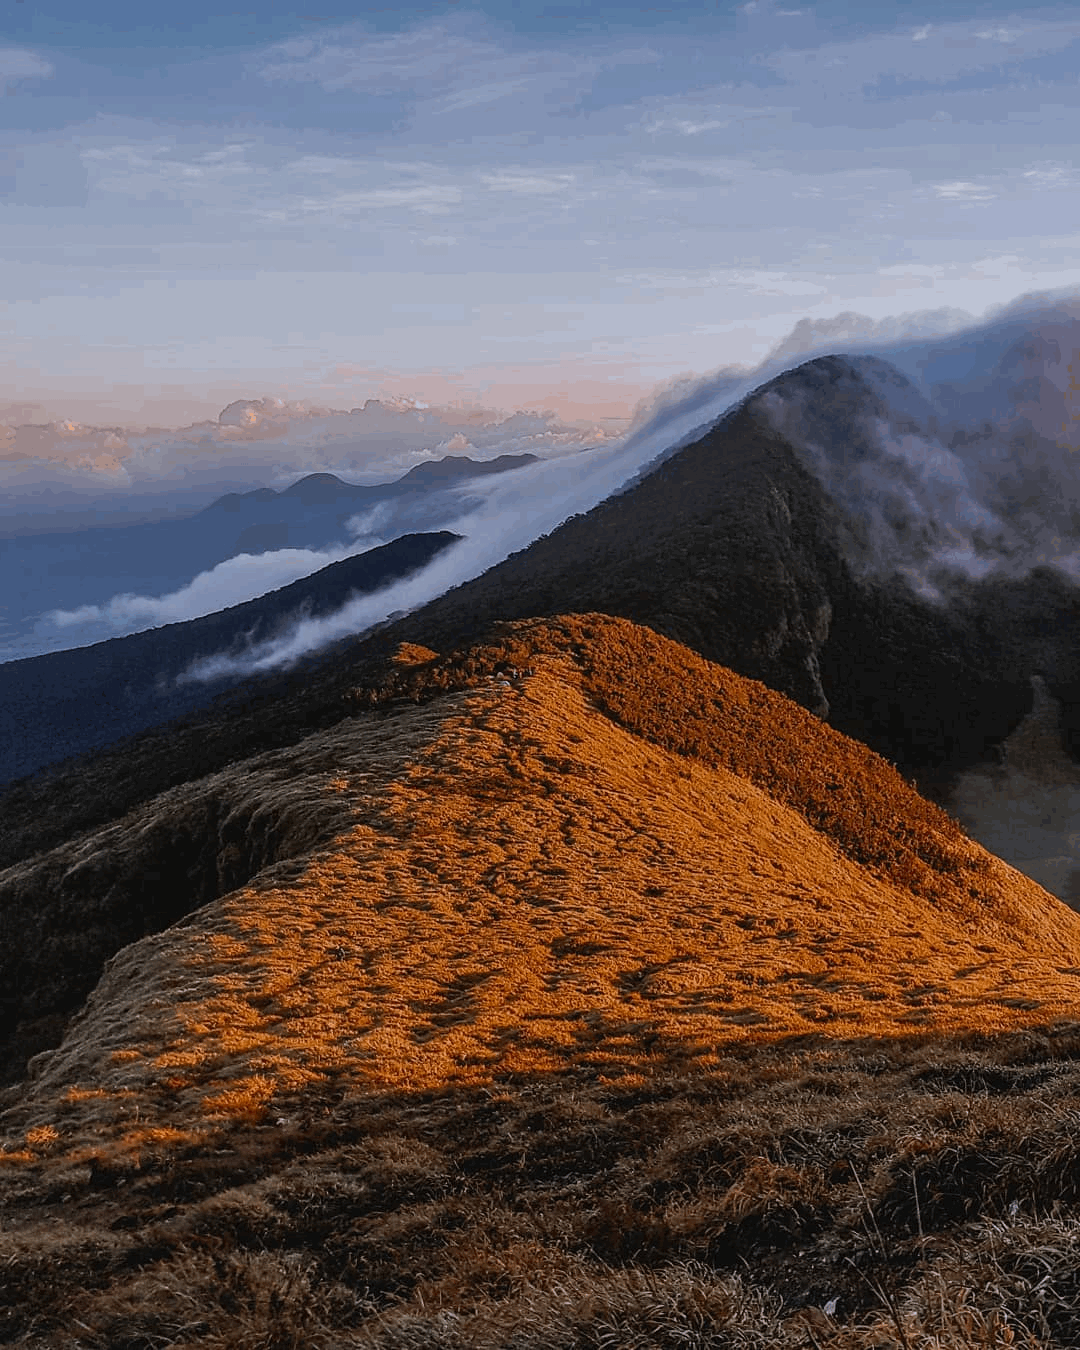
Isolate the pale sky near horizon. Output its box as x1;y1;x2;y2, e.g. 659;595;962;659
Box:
2;0;1080;425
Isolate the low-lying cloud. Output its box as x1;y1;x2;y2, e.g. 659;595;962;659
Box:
37;541;373;648
174;288;1080;681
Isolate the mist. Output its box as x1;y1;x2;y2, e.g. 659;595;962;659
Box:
33;540;378;653
746;294;1080;605
176;290;1080;683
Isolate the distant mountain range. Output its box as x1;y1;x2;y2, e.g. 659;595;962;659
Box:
0;452;534;661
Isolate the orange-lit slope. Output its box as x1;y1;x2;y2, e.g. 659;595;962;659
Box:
9;615;1080;1156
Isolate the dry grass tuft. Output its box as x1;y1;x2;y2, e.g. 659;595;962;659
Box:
7;1037;1080;1345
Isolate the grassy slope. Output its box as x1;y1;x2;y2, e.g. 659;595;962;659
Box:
4;616;1080;1345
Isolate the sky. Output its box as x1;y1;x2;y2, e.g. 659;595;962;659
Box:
2;1;1080;425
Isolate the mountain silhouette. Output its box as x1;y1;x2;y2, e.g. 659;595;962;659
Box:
0;452;534;660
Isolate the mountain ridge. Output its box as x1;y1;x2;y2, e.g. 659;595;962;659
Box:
3;614;1078;1101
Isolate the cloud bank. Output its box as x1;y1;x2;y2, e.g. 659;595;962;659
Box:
174;290;1080;682
0;398;601;534
36;541;373;651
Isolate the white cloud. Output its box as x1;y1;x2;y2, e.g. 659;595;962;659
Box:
729;270;829;298
0;48;52;88
762;15;1080;98
975;27;1023;44
1024;165;1074;191
256;14;592;121
481;170;576;196
645;115;730;136
934;180;997;202
39;544;361;637
295;184;463;216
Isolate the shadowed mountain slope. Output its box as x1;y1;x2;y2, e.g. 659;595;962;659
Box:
4;614;1079;1102
0;531;460;788
378;363;1030;781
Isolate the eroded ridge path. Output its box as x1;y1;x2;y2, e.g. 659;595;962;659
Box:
6;613;1080;1161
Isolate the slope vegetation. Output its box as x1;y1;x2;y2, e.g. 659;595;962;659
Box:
5;613;1079;1126
6;615;1080;1346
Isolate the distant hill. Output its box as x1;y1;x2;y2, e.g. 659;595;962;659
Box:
0;531;459;788
0;453;533;659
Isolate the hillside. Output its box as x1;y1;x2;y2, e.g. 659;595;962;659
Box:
376;363;1031;782
4;615;1080;1345
0;531;460;787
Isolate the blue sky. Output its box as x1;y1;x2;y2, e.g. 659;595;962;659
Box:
2;1;1080;424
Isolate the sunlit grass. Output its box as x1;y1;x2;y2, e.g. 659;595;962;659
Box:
4;615;1080;1344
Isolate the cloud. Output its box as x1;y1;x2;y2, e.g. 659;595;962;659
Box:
258;18;508;96
480;171;577;196
644;115;731;136
975;27;1023;44
758;13;1080;113
36;543;365;641
255;14;602;124
0;48;53;88
934;180;996;202
255;13;656;137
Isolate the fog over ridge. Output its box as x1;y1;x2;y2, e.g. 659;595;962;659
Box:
175;291;1080;682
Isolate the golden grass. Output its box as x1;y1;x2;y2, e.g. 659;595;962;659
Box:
7;615;1080;1343
6;614;1080;1165
7;1036;1080;1345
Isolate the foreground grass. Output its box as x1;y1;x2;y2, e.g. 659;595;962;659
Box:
5;615;1080;1346
6;1026;1080;1348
